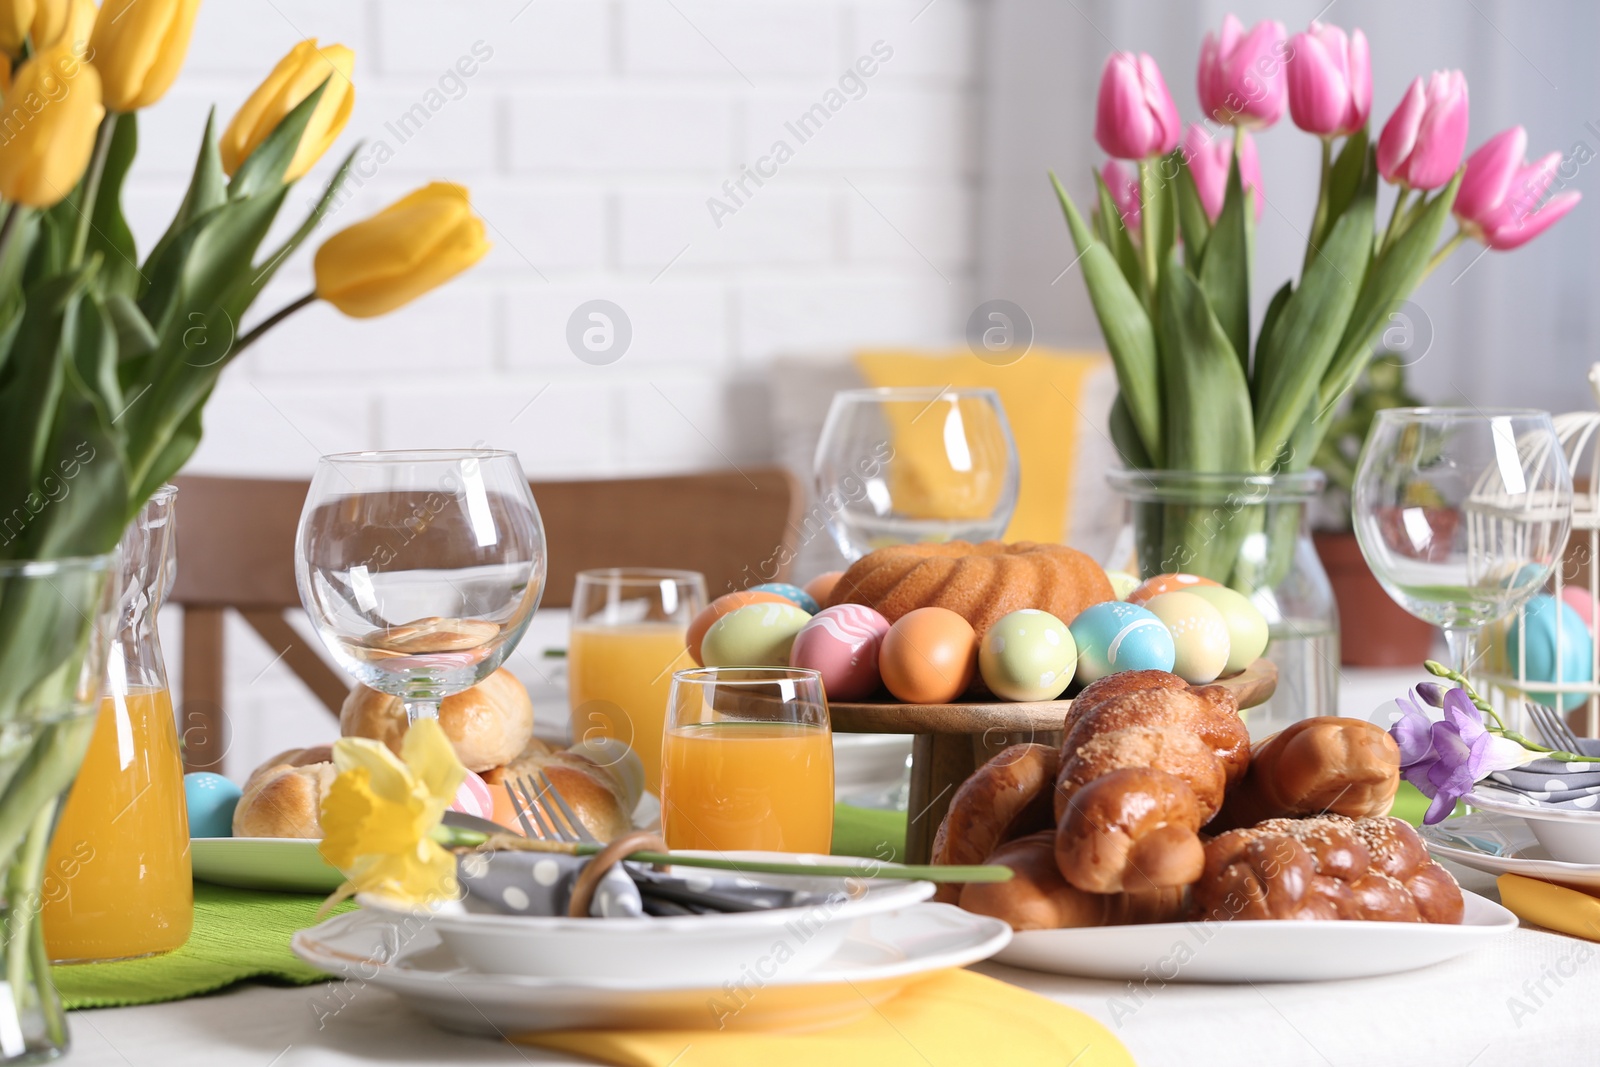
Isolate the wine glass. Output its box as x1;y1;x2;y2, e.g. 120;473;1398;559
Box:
814;387;1019;561
297;449;546;721
1353;408;1572;674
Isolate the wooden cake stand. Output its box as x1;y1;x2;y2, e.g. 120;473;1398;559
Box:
827;658;1279;864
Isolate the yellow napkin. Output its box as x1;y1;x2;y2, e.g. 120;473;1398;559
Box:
517;968;1133;1067
1498;873;1600;941
853;348;1107;544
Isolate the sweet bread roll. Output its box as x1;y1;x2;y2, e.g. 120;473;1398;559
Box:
232;756;337;838
482;742;633;842
340;668;534;772
1062;670;1189;735
1212;716;1400;831
1061;685;1250;787
960;832;1188;930
931;743;1058;903
1055;766;1206;894
1054;725;1225;823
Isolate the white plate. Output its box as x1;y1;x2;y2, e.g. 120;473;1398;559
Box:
1421;810;1600;889
991;890;1515;982
292;902;1011;1034
191;837;344;893
361;852;934;983
1467;788;1600;863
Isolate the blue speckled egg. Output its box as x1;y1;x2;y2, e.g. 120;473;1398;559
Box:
750;582;819;614
185;772;242;838
1068;601;1175;684
1507;594;1593;712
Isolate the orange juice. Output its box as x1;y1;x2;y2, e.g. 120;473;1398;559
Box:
42;688;193;962
569;622;694;793
662;722;834;853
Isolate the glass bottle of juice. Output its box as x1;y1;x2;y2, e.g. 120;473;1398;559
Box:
42;486;193;962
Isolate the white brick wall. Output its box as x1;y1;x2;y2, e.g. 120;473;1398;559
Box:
137;0;980;777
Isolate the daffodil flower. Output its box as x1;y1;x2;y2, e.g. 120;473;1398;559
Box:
318;717;465;908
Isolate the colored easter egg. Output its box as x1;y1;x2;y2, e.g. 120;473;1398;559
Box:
687;590;791;665
701;602;814;667
1185;585;1270;675
1127;572;1220;606
450;769;494;820
790;604;890;701
1560;585;1599;633
1144;591;1231;685
1068;602;1175;684
1507;595;1593;712
879;607;977;704
1104;570;1141;601
184;772;242;838
804;571;845;607
751;581;820;614
979;609;1077;702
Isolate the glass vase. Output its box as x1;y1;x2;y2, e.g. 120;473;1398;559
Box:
0;554;115;1064
42;486;191;965
1106;469;1338;737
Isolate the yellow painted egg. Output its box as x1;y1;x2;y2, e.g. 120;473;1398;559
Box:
1127;572;1220;605
879;607;977;704
978;609;1077;702
1185;585;1269;675
1144;591;1231;684
700;602;813;667
1104;570;1141;600
686;590;790;665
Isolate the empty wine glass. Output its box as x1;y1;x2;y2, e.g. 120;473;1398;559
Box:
814;387;1019;561
1353;408;1572;674
297;449;546;721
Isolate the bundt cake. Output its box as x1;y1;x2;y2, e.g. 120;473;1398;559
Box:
827;541;1113;636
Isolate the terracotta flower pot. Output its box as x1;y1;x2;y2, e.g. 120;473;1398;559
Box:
1314;530;1437;667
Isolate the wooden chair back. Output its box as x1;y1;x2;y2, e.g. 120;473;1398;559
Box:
169;468;800;772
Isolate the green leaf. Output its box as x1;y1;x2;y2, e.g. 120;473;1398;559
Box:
86;113;142;299
132;389;206;504
1156;261;1254;472
0;209;41;372
229;80;328;199
228;146;356;317
142;109;226;287
0;270;92;517
1317;170;1463;418
1093;168;1144;302
1197;152;1250;376
1148;154;1177;276
105;293;158;361
1252;161;1377;469
1174;163;1211;268
1109;392;1152;468
67;289;121;423
25;349;130;560
1051;171;1163;465
1323;128;1370;239
1251;280;1293;406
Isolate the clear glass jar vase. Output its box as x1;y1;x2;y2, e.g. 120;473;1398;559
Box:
0;554;115;1064
43;486;191;964
1106;469;1338;737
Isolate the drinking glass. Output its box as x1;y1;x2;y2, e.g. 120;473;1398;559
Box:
297;449;546;721
568;569;706;795
814;387;1019;561
1353;408;1572;673
661;667;833;853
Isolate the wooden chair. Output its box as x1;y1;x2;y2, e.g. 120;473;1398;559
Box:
169;468;801;772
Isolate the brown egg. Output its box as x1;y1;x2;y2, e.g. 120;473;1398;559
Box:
686;591;791;665
879;607;977;704
804;570;845;607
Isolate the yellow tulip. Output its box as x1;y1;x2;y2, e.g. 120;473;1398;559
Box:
0;0;37;56
319;717;464;908
0;0;83;55
89;0;201;111
314;182;490;319
219;39;353;182
37;0;94;52
0;42;104;207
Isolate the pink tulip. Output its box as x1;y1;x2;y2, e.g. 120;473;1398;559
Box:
1197;15;1287;129
1183;125;1264;222
1285;22;1371;137
1454;126;1581;250
1095;52;1182;159
1377;71;1469;189
1101;160;1141;230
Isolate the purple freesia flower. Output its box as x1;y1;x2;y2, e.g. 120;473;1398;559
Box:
1395;688;1536;824
1391;689;1437;767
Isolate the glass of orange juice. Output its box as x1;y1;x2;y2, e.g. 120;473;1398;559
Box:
568;569;706;795
43;485;192;963
662;666;833;854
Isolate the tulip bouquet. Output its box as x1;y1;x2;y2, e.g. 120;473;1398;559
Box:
1056;16;1581;585
0;2;487;1052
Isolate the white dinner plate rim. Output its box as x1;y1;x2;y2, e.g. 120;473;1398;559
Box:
1422;812;1600;881
1468;788;1600;822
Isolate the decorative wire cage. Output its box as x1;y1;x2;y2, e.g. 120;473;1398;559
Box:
1474;377;1600;740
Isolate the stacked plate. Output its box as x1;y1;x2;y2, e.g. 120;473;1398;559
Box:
291;854;1011;1035
1455;738;1600;866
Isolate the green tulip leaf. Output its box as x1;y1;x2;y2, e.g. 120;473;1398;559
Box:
143;109;226;293
230;145;357;316
25;339;130;560
1051;170;1163;464
1174;162;1211;268
86;114;142;300
229;79;329;200
1324;128;1370;236
1093;168;1144;301
1197;152;1250;376
133;389;206;505
1109;391;1153;468
105;293;159;361
1251;279;1293;406
1156;260;1254;473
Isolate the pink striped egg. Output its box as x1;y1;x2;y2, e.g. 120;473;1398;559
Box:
789;604;890;701
450;769;494;820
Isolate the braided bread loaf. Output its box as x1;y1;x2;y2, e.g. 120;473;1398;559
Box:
959;831;1188;930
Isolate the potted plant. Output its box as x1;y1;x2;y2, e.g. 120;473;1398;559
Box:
1310;359;1438;665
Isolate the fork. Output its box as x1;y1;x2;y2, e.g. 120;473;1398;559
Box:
1524;701;1585;755
502;770;597;844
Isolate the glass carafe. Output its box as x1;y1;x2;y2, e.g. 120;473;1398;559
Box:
42;486;192;962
